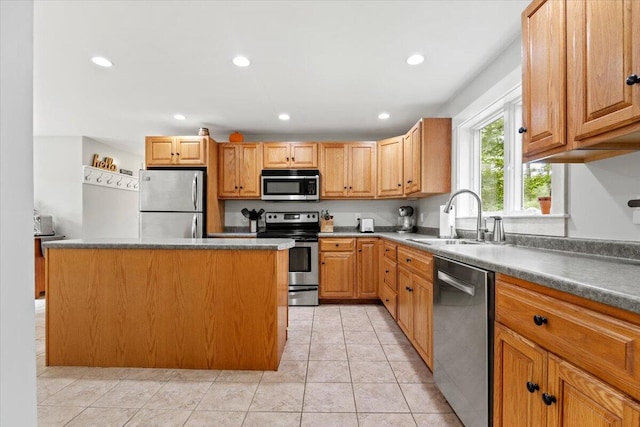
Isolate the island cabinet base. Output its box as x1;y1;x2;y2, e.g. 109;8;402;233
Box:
46;248;289;371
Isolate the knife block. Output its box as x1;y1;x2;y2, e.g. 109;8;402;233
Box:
320;218;334;232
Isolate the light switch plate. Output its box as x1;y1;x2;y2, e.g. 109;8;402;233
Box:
633;210;640;225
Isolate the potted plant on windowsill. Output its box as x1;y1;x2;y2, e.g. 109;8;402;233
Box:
538;194;551;214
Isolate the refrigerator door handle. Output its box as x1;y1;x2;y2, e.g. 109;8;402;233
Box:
192;174;198;211
191;214;197;238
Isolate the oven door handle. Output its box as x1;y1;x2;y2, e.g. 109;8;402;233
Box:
437;271;476;296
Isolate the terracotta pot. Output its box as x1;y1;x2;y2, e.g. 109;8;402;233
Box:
538;196;551;214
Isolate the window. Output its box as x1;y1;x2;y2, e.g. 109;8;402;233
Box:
454;84;563;218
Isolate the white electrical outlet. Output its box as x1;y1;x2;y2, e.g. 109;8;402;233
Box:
355;213;361;221
633;210;640;225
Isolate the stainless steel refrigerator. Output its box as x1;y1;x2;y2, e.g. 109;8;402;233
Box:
139;170;205;238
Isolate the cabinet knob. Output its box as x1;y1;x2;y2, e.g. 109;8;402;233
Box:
239;186;243;189
385;270;389;273
335;244;339;247
358;249;362;252
397;183;402;187
321;262;325;265
533;314;548;326
286;157;290;161
292;157;295;161
406;258;411;263
171;152;175;155
344;186;347;189
407;180;412;184
526;382;540;393
405;286;410;291
349;186;352;190
518;127;527;134
385;298;390;302
626;74;639;85
234;186;238;189
542;393;556;406
385;249;389;252
408;287;413;292
176;153;180;156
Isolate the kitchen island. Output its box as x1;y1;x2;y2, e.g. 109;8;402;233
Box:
43;238;294;371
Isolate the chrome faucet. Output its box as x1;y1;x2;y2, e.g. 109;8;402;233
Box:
443;189;485;241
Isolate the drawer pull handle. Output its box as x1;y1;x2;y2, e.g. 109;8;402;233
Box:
385;270;389;273
533;314;548;326
626;74;639;85
526;382;540;393
385;298;390;302
542;393;556;406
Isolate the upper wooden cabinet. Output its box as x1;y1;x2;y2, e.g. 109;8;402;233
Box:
402;118;451;197
262;142;318;169
218;143;261;199
376;136;404;198
145;136;208;167
319;142;376;198
522;0;640;163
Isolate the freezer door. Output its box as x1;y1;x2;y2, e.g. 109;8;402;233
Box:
139;170;204;212
139;212;203;238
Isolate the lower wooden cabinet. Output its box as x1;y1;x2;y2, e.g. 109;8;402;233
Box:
494;274;640;427
319;237;378;300
397;264;433;368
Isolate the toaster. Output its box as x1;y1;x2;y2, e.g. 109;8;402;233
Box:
34;214;54;236
359;218;375;233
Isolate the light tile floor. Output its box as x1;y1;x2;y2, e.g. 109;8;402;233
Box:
35;299;463;426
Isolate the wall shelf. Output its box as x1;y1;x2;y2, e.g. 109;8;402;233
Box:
82;165;138;192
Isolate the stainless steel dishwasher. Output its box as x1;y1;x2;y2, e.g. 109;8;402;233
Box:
433;256;494;427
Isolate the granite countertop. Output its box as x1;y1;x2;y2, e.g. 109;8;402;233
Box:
42;237;295;251
320;231;640;315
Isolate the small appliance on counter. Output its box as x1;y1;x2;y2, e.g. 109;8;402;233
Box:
396;206;415;233
33;210;55;236
358;218;375;233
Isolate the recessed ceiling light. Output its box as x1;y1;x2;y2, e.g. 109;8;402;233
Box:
91;56;113;67
378;112;390;120
173;114;186;120
278;113;290;121
233;56;251;67
406;54;424;65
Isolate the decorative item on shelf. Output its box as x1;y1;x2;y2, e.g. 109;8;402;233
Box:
229;131;244;142
320;210;334;232
82;165;139;192
198;127;209;136
92;154;117;171
538;196;551;214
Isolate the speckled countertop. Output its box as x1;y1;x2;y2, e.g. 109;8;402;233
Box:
42;237;295;251
320;231;640;315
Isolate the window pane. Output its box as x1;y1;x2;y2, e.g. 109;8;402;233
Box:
480;117;504;212
522;163;552;209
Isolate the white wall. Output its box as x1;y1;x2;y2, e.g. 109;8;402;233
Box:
568;152;640;241
34;136;83;237
81;137;142;238
0;0;38;425
34;136;143;238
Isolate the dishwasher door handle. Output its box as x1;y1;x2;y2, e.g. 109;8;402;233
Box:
437;271;476;296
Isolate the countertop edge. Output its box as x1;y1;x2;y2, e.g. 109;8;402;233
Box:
42;238;295;251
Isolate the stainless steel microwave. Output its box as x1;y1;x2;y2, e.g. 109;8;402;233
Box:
261;169;320;201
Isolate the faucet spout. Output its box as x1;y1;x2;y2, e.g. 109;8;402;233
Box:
443;189;484;241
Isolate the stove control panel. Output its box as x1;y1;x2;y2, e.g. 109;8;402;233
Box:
265;212;319;224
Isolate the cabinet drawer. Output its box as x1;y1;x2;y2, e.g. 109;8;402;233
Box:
379;283;397;320
397;246;432;281
320;238;355;252
496;280;640;400
383;241;397;261
382;257;397;291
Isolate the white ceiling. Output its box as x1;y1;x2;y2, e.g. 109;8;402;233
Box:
34;0;529;155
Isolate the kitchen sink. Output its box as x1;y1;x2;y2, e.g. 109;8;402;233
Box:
406;238;484;245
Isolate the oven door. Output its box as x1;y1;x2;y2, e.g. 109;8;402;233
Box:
289;241;318;286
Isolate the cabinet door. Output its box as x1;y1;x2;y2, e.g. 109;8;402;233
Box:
377;136;404;197
348;143;375;198
356;238;378;299
397;267;413;337
146;137;175;166
382;257;397;292
411;274;432;368
239;144;261;197
290;143;318;168
493;324;547;427
218;144;240;197
404;122;421;194
568;0;640;145
319;251;355;298
320;144;348;198
262;143;290;168
521;0;566;158
547;354;640;427
175;137;206;165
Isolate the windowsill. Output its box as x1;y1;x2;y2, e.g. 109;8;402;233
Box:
455;214;568;237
